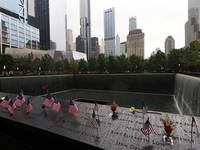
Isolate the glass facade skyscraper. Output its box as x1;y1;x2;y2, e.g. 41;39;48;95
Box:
28;0;67;53
185;0;200;46
0;0;40;54
129;16;137;31
104;7;115;57
79;0;91;59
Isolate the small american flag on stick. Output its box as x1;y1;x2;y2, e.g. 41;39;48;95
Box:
8;100;16;115
141;118;154;136
51;98;61;112
14;93;25;107
26;99;33;114
91;110;97;128
0;95;11;108
42;93;54;107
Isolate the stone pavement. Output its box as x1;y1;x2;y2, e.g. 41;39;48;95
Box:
0;92;199;150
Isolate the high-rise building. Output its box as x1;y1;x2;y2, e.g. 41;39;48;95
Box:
185;0;200;46
90;37;100;58
67;29;75;51
129;16;137;31
115;34;120;56
76;35;87;55
0;0;40;54
165;36;175;55
79;0;91;59
28;0;67;53
104;7;115;57
126;29;145;58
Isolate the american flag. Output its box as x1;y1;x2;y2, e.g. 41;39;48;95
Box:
42;93;54;107
141;118;154;136
51;98;61;112
26;99;33;114
8;100;16;114
0;95;11;108
91;110;97;128
14;93;25;107
192;116;200;137
142;100;148;115
94;101;99;111
68;99;78;114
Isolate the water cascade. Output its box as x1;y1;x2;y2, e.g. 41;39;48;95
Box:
174;74;200;116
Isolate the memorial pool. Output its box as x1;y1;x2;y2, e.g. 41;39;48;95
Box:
49;89;180;114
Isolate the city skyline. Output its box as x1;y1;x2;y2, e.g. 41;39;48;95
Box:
67;0;187;58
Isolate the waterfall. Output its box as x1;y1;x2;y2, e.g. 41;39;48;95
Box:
174;74;200;116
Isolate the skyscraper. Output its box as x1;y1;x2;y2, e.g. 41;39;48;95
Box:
165;36;175;55
28;0;67;53
104;7;115;57
127;29;145;58
129;16;137;31
79;0;91;59
0;0;40;53
67;29;75;51
185;0;200;46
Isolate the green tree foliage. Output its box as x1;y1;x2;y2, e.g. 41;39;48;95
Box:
167;49;183;70
129;55;144;72
107;56;118;73
3;40;200;74
0;54;15;71
70;58;79;73
55;60;64;71
147;50;167;72
97;54;106;73
63;59;70;71
117;54;129;73
40;54;55;71
79;59;87;73
88;57;97;72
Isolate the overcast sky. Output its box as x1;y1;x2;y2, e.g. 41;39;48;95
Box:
67;0;188;58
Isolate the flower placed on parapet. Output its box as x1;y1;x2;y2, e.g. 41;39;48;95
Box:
129;107;135;113
42;85;48;90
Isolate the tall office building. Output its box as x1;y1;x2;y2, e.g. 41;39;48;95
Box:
104;7;115;57
79;0;91;59
165;36;175;55
28;0;67;53
0;0;40;54
129;16;137;31
67;29;75;51
127;29;145;58
185;0;200;46
91;37;100;58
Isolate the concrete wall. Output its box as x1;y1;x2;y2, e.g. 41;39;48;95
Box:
0;75;74;96
73;73;175;94
0;73;175;95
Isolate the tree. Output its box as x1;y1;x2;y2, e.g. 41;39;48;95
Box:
129;55;144;72
70;59;79;73
107;56;117;73
167;49;183;71
55;60;64;72
97;54;106;73
33;57;41;71
181;41;200;71
0;54;15;72
117;54;129;73
79;59;87;73
148;50;167;72
88;57;97;72
40;54;55;71
63;59;70;72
